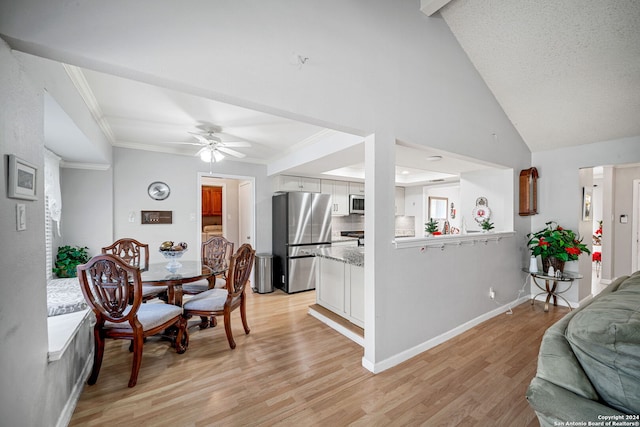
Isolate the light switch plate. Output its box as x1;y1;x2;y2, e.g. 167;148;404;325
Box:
16;204;26;231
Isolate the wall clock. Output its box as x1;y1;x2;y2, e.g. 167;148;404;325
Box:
147;181;170;200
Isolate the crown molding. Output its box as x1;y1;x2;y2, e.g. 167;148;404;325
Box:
60;161;111;171
62;64;116;144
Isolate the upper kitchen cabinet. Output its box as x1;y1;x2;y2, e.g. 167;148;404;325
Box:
202;186;222;216
348;181;365;195
321;179;349;216
276;175;321;193
395;187;405;216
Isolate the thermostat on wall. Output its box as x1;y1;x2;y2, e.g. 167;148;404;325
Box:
620;215;628;224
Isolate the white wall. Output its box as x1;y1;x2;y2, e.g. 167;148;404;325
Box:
60;167;113;256
403;185;425;236
113;147;271;263
460;169;514;233
613;165;640;275
532;136;640;300
0;39;52;427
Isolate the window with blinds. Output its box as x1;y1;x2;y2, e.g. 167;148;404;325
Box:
45;194;53;281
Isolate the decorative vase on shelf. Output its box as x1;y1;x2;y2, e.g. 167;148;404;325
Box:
542;256;565;275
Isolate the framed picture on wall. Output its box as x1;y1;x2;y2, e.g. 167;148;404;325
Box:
582;187;592;221
7;154;37;200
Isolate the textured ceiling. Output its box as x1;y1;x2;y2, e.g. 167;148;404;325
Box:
439;0;640;152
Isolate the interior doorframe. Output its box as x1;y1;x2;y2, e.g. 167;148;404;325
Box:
197;172;256;251
632;179;640;272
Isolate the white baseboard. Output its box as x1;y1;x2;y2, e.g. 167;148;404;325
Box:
364;295;530;374
308;307;364;347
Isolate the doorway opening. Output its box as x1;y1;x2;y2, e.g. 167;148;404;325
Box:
197;173;256;255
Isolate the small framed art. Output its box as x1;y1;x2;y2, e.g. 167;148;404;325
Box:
7;154;38;200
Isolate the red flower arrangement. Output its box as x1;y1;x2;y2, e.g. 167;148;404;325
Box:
527;221;590;262
592;252;602;262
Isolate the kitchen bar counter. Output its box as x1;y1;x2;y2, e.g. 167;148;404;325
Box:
309;246;365;330
305;246;364;267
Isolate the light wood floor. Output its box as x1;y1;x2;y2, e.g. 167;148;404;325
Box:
69;289;568;426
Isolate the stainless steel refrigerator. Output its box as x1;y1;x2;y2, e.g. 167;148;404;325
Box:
272;192;332;293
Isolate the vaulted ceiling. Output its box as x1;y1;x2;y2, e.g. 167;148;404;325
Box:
434;0;640;151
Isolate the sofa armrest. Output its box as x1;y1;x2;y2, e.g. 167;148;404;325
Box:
527;377;626;427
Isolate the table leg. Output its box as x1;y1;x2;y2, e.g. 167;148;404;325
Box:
529;273;575;312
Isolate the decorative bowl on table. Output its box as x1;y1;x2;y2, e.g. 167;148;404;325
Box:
159;241;188;271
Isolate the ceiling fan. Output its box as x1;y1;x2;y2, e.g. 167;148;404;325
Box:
169;130;252;163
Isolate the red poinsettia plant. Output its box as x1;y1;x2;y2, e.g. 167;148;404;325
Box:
527;221;590;262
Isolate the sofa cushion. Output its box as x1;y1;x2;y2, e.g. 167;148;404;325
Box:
566;273;640;414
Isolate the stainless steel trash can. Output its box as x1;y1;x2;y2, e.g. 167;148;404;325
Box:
254;253;274;294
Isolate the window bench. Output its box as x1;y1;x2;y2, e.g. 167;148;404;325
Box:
46;277;92;361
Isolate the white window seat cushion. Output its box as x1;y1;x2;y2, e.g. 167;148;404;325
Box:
47;278;88;317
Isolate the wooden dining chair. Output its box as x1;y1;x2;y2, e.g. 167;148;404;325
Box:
102;238;167;302
77;254;188;387
182;244;255;349
182;236;234;295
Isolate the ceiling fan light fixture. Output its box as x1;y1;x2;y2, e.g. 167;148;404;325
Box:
200;148;212;163
199;147;225;163
213;150;225;162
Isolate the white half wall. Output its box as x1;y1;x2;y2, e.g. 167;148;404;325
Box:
113;147;271;262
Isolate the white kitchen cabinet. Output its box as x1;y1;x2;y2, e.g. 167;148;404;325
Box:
316;259;345;315
277;175;321;193
395;186;405;216
316;257;364;328
321;179;349;215
349;265;364;325
348;181;365;195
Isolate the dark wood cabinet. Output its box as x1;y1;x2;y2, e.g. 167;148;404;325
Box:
519;167;538;216
202;186;222;216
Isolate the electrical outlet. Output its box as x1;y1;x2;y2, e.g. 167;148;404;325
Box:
489;287;495;299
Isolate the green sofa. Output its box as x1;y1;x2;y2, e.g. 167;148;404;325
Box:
527;271;640;426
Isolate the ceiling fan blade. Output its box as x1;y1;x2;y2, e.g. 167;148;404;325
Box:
217;146;246;158
220;141;251;148
157;141;204;146
188;132;212;144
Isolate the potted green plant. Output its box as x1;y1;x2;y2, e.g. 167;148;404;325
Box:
480;218;495;232
424;218;440;236
527;222;590;273
53;245;89;278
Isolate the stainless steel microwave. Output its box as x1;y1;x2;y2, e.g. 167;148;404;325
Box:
349;194;364;214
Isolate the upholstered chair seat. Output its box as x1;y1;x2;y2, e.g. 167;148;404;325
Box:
104;303;183;331
183;288;241;312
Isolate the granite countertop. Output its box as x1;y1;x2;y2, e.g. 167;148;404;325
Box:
331;236;359;243
303;246;364;267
